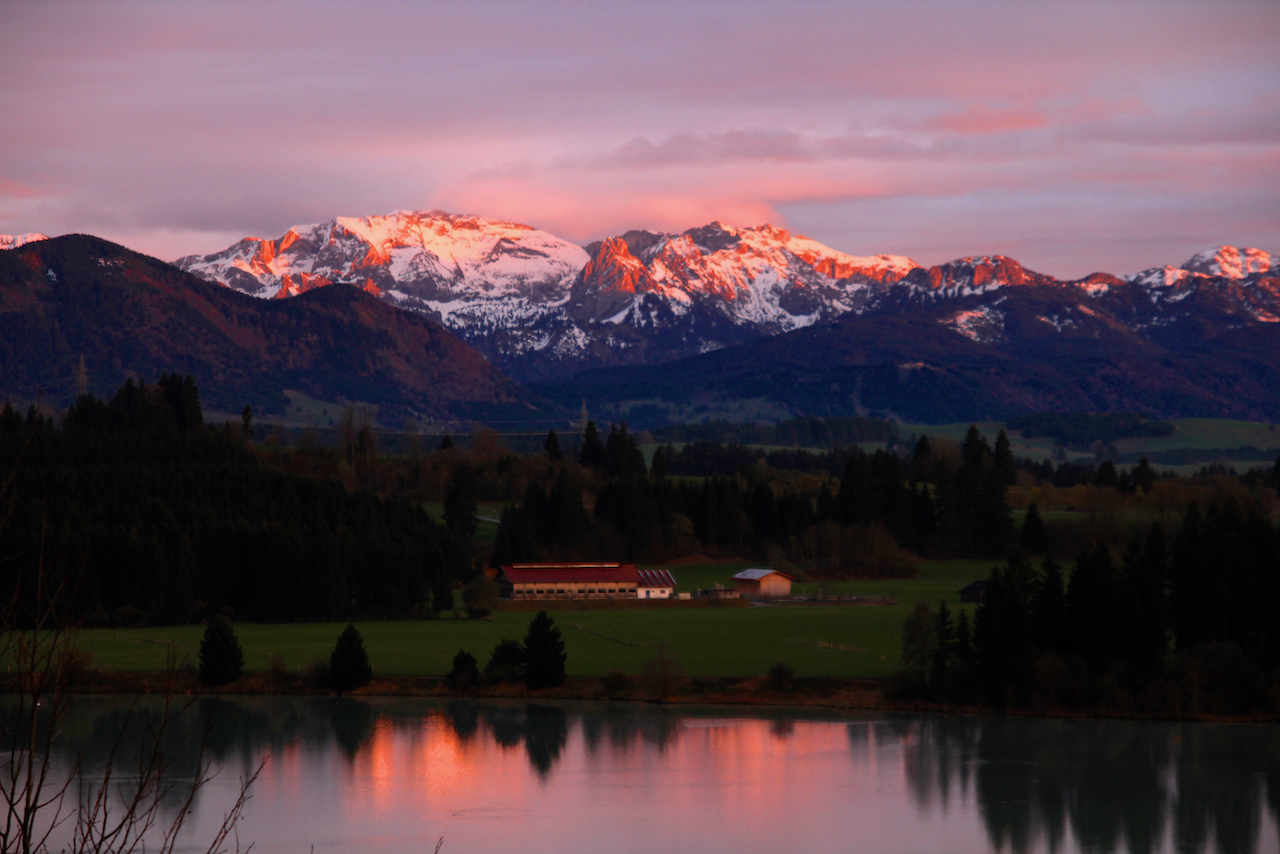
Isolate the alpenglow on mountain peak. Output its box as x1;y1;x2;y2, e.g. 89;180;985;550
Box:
175;211;929;380
173;211;1278;383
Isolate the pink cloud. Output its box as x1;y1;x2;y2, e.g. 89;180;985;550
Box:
926;104;1051;135
0;176;45;199
0;0;1275;275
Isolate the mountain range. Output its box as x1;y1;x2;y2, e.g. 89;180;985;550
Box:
3;214;1277;425
174;211;1277;394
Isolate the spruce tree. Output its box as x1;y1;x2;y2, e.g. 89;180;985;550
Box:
447;649;480;689
523;610;567;689
993;430;1017;487
329;623;373;692
1020;502;1050;554
1031;554;1067;653
579;420;608;470
954;610;975;666
198;616;244;687
933;601;954;679
484;639;526;682
544;429;562;462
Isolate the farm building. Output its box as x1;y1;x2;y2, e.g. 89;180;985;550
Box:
959;581;988;603
498;563;640;600
732;568;794;598
637;568;677;599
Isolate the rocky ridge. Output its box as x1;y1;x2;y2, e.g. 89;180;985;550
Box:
173;216;1277;381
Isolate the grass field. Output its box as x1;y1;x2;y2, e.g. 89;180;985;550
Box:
68;561;989;681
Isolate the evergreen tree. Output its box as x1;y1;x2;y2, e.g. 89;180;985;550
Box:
974;557;1035;700
1065;543;1118;671
523;610;567;689
1031;554;1067;654
198;616;244;686
954;610;975;666
490;503;538;567
606;421;646;479
1119;524;1170;677
431;572;456;614
447;649;480;689
650;445;668;482
1020;502;1050;554
910;435;932;483
330;623;373;692
439;434;454;451
545;470;589;551
1132;456;1156;493
443;466;479;543
993;430;1017;487
933;601;955;679
159;373;203;432
544;429;562;462
901;602;937;681
579;420;608;470
962;424;989;470
484;639;525;681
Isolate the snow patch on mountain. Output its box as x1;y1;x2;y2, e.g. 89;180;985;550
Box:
942;306;1005;343
1181;245;1273;279
0;233;49;250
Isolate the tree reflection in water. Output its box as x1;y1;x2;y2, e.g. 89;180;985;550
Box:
29;697;1280;854
868;716;1279;854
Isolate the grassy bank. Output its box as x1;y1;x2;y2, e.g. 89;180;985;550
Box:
66;560;990;680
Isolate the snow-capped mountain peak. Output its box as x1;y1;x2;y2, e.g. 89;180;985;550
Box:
176;210;590;305
1180;245;1273;280
0;233;49;250
177;214;1279;383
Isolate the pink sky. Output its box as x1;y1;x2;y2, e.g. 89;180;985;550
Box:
1;0;1277;278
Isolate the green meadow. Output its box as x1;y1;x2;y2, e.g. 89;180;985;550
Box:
69;560;989;681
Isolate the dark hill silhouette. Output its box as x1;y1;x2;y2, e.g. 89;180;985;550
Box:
0;234;555;421
539;282;1280;425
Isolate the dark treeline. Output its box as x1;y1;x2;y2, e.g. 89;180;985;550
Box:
0;376;452;626
901;503;1280;714
651;415;897;447
491;422;1018;572
1017;456;1159;492
1006;412;1175;447
663;441;848;476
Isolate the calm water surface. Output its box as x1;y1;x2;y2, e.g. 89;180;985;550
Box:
51;697;1280;854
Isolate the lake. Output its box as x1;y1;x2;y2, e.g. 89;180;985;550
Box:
35;697;1280;853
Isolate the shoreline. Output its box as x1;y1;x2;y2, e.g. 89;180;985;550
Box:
27;672;1280;724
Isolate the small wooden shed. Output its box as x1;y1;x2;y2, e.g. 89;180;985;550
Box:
959;580;988;603
732;568;794;598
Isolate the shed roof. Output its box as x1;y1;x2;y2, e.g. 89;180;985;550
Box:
637;568;676;588
959;580;988;593
732;568;795;582
501;563;639;584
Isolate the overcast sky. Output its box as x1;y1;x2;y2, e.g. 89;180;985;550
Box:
1;0;1277;277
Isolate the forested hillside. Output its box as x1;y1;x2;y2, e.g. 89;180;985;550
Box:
0;234;552;422
0;377;452;625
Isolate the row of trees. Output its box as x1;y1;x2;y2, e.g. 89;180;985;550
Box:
447;611;567;691
198;618;373;692
491;422;1019;569
901;501;1280;713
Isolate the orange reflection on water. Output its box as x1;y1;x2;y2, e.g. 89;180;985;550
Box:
344;710;547;825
